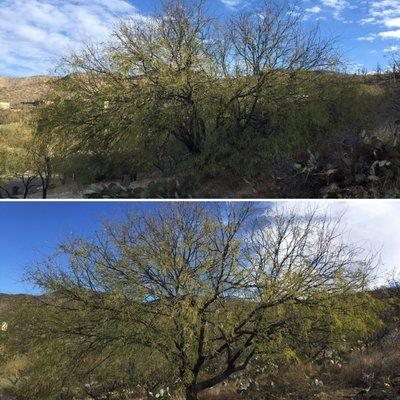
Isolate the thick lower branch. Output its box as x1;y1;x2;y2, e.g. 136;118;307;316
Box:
195;349;255;392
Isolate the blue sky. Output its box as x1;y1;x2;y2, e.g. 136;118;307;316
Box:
0;201;158;294
0;200;399;294
2;0;400;77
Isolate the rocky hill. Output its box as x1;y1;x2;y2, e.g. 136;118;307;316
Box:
0;76;54;107
0;293;34;317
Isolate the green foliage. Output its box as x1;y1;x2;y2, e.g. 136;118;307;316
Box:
83;178;193;198
30;0;355;197
39;70;389;195
1;203;380;400
37;65;389;198
292;128;400;198
0;117;55;198
0;123;31;177
0;2;395;198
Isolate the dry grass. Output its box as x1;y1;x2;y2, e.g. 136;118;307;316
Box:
194;331;400;400
198;385;238;400
338;329;400;387
0;355;28;391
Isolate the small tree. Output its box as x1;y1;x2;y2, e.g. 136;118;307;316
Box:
0;123;36;199
17;203;376;400
30;148;53;199
0;120;53;199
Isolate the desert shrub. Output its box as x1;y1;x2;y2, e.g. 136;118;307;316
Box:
338;330;400;389
287;126;400;198
0;110;27;125
58;151;142;185
181;76;387;198
82;176;195;198
32;0;345;197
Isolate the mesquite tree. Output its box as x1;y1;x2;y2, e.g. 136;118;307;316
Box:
15;203;376;400
39;0;338;173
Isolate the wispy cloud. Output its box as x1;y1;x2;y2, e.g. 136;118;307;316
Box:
220;0;243;9
384;44;400;52
360;0;400;41
379;29;400;39
0;0;140;76
305;6;322;14
320;0;350;20
358;34;378;42
280;201;400;286
0;0;398;76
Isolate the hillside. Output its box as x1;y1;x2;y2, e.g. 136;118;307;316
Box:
0;294;33;316
0;76;53;107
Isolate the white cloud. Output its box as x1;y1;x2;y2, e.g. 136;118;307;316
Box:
360;17;376;25
306;6;322;13
275;201;400;286
0;0;141;76
320;0;350;19
321;0;348;8
384;17;400;27
379;29;400;39
221;0;243;9
363;0;400;41
357;34;378;41
384;44;400;52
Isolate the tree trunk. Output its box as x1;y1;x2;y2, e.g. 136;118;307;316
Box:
40;175;48;199
39;156;52;199
185;386;199;400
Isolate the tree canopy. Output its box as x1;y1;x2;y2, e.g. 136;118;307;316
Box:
6;203;378;400
36;0;340;186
